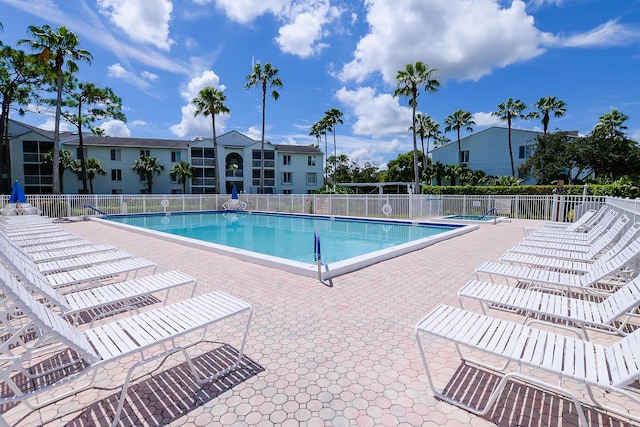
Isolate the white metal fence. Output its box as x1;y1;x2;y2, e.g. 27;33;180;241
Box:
2;193;613;221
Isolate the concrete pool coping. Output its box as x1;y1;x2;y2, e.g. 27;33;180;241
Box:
92;211;478;280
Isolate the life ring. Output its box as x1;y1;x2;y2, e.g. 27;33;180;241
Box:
160;199;170;208
381;203;393;216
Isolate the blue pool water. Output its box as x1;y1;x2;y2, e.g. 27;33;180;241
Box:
105;211;462;264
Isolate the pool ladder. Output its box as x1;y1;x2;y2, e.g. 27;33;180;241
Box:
479;207;497;224
314;228;323;281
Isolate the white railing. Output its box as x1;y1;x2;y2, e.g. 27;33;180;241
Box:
1;193;614;221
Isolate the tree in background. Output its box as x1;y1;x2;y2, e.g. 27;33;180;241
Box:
192;86;229;194
244;62;282;194
57;80;125;193
384;151;421;183
70;157;105;194
412;113;441;180
492;98;528;177
324;108;344;189
529;96;566;134
444;109;475;164
42;149;72;194
132;155;164;194
394;61;439;193
0;45;43;192
518;131;584;184
19;25;92;194
169;160;194;194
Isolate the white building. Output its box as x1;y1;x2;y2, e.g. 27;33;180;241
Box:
5;119;324;194
431;126;542;183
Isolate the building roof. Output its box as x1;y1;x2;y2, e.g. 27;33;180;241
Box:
8;120;75;141
62;135;191;149
275;144;323;154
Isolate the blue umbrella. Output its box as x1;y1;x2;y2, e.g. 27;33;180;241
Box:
231;185;239;200
9;181;27;204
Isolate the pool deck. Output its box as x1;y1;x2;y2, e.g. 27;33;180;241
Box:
4;217;638;426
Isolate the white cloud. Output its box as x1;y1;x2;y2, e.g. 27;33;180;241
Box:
170;70;230;138
335;86;411;137
129;119;149;127
140;71;159;81
98;119;131;137
107;63;155;94
275;1;341;58
552;20;640;48
97;0;174;50
245;125;264;140
339;0;546;84
38;117;73;132
197;0;288;24
472;111;504;128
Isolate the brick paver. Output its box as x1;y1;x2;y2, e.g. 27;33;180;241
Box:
2;217;638;426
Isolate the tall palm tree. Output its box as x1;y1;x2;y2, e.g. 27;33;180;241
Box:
42;149;72;194
596;109;629;139
244;62;283;194
192;86;229;194
19;25;92;194
83;157;106;194
309;121;327;184
411;113;440;179
132;155;164;194
169;160;194;194
529;96;567;134
393;61;439;193
492;98;528;177
444;109;475;165
323;108;343;189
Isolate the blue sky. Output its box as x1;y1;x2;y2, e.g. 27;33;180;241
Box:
1;0;639;169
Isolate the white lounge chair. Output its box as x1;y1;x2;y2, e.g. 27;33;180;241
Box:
522;210;618;244
528;204;608;233
1;256;197;325
222;198;248;211
35;250;134;274
0;267;252;427
506;221;640;262
500;220;638;274
28;244;117;263
6;245;157;291
16;238;94;254
458;277;640;339
415;304;640;426
475;238;640;294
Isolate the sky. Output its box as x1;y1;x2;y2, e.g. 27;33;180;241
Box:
1;0;639;169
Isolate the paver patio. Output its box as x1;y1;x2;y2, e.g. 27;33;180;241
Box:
2;217;638;426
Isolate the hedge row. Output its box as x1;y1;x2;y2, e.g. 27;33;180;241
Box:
421;184;640;198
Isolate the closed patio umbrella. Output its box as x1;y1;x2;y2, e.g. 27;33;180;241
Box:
9;181;27;204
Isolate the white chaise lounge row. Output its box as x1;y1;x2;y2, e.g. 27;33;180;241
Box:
0;215;254;426
415;206;640;425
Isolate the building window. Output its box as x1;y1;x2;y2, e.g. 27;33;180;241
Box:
171;151;181;162
111;169;122;181
306;173;317;185
283;155;291;166
282;172;292;184
308;155;316;166
112;189;122;194
140;150;150;157
519;144;535;159
110;149;121;161
282;189;292;194
76;147;87;160
459;150;470;163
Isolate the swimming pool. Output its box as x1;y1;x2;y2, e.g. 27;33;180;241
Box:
97;211;477;279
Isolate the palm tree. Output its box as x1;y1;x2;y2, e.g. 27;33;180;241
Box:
19;25;92;194
42;149;72;194
169;160;194;194
529;96;567;134
244;62;283;194
393;61;439;193
132;155;164;194
324;108;344;189
492;98;528;177
444;110;475;164
309;121;327;184
85;158;106;194
412;113;441;179
192;86;229;194
596;109;629;139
